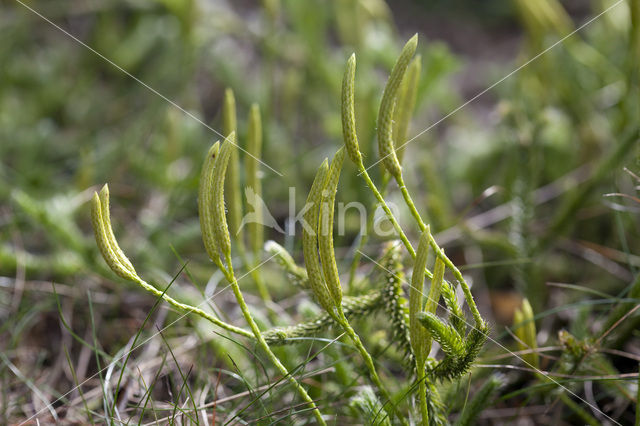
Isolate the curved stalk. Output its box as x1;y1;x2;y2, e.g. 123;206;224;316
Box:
222;254;327;425
347;174;391;289
335;307;408;425
395;174;484;326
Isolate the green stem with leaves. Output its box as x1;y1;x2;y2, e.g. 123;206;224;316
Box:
347;174;391;289
335;307;406;425
222;254;327;425
395;173;484;327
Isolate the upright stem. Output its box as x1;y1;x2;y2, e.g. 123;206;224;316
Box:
396;174;484;327
223;255;326;425
356;162;484;326
357;161;416;258
336;307;408;425
418;377;428;426
348;174;391;289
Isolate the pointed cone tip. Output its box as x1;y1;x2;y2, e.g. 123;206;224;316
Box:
405;34;418;52
99;184;109;198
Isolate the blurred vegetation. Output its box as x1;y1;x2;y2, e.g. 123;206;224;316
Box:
1;0;639;424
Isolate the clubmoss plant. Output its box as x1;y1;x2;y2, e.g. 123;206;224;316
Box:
93;138;327;425
200;135;326;425
305;148;405;424
92;35;489;424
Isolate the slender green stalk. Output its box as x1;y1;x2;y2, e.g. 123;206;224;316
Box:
359;165;416;257
396;173;484;326
222;255;326;425
410;230;430;426
347;174;391;289
222;89;243;242
91;186;253;339
418;379;428;426
335;308;407;425
213;138;326;425
246;103;264;258
244;103;273;307
139;276;254;338
310;149;405;424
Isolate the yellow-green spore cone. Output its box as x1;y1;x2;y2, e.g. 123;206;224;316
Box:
245;104;263;257
98;184;136;276
211;134;235;261
318;147;345;308
302;159;334;315
341;54;362;166
91;191;137;281
394;54;421;164
198;141;221;265
377;34;418;178
222;88;243;240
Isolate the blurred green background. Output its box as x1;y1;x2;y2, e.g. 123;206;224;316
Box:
1;0;639;423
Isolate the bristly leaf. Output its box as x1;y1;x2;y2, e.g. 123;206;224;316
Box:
303;159;335;315
429;326;489;382
262;291;383;345
418;311;465;358
425;379;448;426
441;280;466;336
318;147;346;307
198;141;222;266
377;34;418;178
380;241;413;366
342;53;363;165
349;386;392;426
